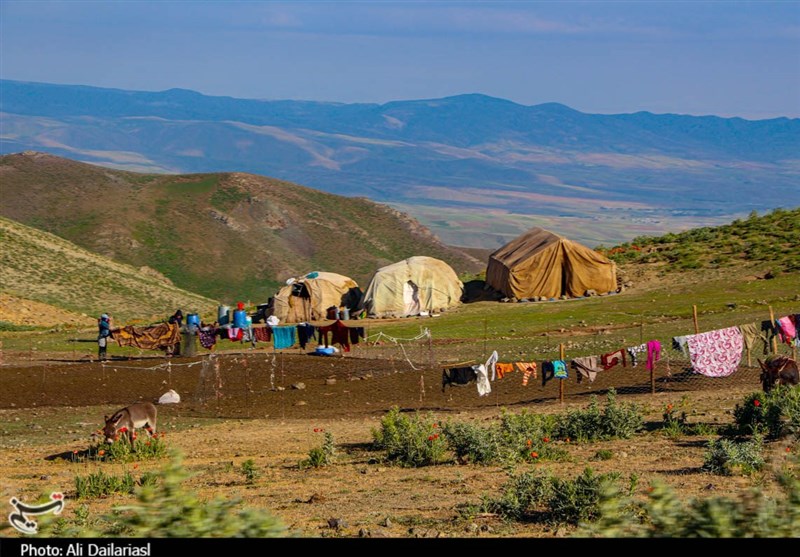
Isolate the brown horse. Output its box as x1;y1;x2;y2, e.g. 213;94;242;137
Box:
758;356;800;393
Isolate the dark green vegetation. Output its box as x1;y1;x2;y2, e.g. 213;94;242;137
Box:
602;208;800;273
3;80;799;248
74;470;157;499
0;152;480;300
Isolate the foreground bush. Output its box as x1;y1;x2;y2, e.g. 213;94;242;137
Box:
556;390;643;442
580;467;800;537
483;467;619;524
42;453;287;537
75;470;157;499
733;386;800;439
76;433;169;463
703;436;765;476
372;407;447;467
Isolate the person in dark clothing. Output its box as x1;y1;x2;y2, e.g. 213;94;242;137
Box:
97;313;111;361
167;310;183;356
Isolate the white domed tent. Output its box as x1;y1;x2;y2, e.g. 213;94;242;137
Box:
363;256;463;318
272;272;362;323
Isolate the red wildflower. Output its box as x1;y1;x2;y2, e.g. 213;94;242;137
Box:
146;441;151;446
98;449;105;456
648;486;655;493
787;447;793;453
530;452;539;459
433;433;439;439
565;437;571;443
666;404;673;412
754;400;761;407
543;437;550;443
432;423;438;428
313;428;320;433
133;464;139;469
73;450;78;454
119;427;128;433
526;439;532;447
428;435;435;441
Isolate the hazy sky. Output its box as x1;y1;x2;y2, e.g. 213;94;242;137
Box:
1;1;798;119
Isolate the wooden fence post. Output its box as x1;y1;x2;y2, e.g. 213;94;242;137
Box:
768;306;778;354
692;305;700;334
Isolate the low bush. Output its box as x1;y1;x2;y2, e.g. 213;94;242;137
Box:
703;436;765;476
556;390;643;442
240;459;261;484
372;407;447;467
78;432;168;463
302;432;337;469
483;467;619;525
443;421;501;465
732;386;800;439
74;471;156;499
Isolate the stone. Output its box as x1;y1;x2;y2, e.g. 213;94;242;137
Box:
584;289;597;297
291;382;306;390
560;295;568;300
307;493;326;504
381;517;393;528
518;298;529;303
480;524;493;533
509;297;518;303
325;378;337;385
500;298;510;303
294;400;307;406
624;281;634;288
465;523;479;534
328;518;348;530
359;528;371;538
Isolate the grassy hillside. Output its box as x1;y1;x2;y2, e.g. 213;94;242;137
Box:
0;216;216;324
0;152;481;301
600;208;800;274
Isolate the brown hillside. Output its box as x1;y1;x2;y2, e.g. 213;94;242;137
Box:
0;152;481;301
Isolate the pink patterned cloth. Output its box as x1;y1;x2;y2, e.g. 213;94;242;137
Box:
686;327;743;377
777;317;796;344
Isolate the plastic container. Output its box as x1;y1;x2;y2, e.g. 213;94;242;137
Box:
218;305;230;326
341;307;350;320
186;313;200;328
233;309;248;329
315;346;336;356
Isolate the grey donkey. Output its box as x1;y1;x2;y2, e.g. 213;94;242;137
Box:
103;402;157;443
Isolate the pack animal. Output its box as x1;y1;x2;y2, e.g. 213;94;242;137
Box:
103;402;157;443
758;357;800;393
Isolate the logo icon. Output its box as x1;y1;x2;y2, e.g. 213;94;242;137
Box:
8;493;65;534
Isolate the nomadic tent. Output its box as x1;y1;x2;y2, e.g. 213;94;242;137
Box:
485;228;616;300
363;256;463;318
272;272;362;323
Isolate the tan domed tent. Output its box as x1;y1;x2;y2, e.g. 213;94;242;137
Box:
272;272;362;323
363;256;463;318
486;228;616;300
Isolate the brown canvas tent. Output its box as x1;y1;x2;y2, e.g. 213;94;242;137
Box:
486;228;616;299
272;272;362;323
363;256;463;318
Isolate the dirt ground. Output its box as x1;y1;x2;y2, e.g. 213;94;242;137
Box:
1;348;791;538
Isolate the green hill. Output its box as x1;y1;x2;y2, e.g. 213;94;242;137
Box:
0;152;481;301
0;215;216;323
601;208;800;274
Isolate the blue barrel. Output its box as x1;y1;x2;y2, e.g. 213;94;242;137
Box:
233;309;248;329
218;305;230;326
186;313;200;327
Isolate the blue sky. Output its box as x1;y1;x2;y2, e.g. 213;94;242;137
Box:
1;1;798;118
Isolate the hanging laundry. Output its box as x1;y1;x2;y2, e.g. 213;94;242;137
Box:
515;362;537;385
485;351;499;381
272;326;296;350
318;320;351;352
296;323;316;350
495;363;515;380
553;360;568;379
252;327;272;343
112;322;181;351
541;361;555;386
646;340;661;372
761;320;778;351
601;349;626;370
672;336;689;358
776;316;797;345
348;327;365;346
442;366;478;392
686;326;743;378
474;364;491;396
241;328;253;343
627;344;647;367
571;356;604;384
227;328;243;342
198;327;217;350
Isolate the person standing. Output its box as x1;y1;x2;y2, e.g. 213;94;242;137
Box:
98;313;111;361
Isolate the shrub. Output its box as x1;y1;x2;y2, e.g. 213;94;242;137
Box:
556;390;643;442
733;386;800;438
703;436;765;476
592;449;613;461
240;459;261;484
79;433;168;463
75;471;136;499
580;468;800;537
302;432;337;468
443;421;501;465
372;407;447;467
41;453;287;537
484;467;619;525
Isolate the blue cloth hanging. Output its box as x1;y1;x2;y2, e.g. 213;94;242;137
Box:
272;326;296;350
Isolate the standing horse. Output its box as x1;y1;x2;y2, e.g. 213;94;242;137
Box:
758;356;800;392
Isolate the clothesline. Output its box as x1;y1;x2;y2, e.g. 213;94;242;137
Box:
367;328;431;344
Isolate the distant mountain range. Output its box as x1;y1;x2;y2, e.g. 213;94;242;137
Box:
0;152;480;301
1;79;798;248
